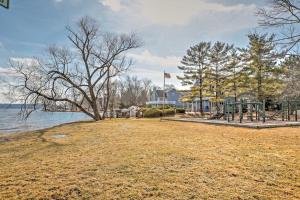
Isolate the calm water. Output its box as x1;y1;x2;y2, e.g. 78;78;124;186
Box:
0;109;91;134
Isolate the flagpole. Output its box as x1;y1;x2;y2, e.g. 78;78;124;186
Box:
163;70;165;119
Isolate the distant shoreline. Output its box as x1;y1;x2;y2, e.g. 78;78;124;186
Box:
0;119;94;136
0;110;91;135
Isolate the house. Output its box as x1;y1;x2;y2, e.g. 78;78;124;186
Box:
184;79;229;113
146;87;183;107
189;97;212;112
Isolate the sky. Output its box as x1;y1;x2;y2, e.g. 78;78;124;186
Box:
0;0;268;103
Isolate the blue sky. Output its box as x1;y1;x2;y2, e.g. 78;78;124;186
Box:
0;0;268;102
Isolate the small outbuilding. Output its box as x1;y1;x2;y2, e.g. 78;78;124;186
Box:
128;106;140;118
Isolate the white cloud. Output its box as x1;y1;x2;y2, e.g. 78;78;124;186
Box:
10;57;39;67
54;0;63;2
0;67;19;77
102;0;256;27
129;67;187;89
128;50;186;88
0;42;3;49
100;0;122;12
138;0;255;26
129;50;180;67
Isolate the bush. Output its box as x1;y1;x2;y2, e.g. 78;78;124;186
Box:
139;107;148;113
140;107;176;118
163;108;175;116
143;108;162;118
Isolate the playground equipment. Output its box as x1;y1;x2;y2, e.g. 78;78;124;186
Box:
222;98;300;123
280;99;300;121
223;99;266;123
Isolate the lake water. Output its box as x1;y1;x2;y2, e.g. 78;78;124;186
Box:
0;109;91;134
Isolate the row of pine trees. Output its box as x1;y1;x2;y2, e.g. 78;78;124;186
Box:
177;33;300;114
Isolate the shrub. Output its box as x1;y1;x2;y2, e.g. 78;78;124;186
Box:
143;108;162;118
163;108;175;116
141;107;176;118
139;107;148;113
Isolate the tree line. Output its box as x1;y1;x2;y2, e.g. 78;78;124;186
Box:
178;0;300;115
178;33;300;115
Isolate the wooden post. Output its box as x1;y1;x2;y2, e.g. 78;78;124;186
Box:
288;101;290;121
223;101;226;120
282;102;285;121
257;103;260;121
239;100;243;123
250;103;253;121
232;103;235;121
255;104;257;120
262;100;266;123
227;103;230;122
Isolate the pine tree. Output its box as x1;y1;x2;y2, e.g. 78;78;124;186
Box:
240;33;283;101
223;48;245;102
281;55;300;98
207;42;232;113
177;42;211;115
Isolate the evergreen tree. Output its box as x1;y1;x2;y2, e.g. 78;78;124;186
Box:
240;33;283;101
223;48;244;102
177;42;211;115
281;55;300;98
207;42;232;112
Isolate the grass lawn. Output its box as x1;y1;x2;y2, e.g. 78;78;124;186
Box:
0;119;299;199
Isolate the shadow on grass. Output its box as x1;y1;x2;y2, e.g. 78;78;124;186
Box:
20;129;74;158
1;120;94;158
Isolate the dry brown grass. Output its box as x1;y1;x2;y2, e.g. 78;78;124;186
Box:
0;119;299;199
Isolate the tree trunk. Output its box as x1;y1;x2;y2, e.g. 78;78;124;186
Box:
199;83;204;116
92;103;102;121
258;65;263;101
215;64;220;114
103;68;111;119
198;65;204;116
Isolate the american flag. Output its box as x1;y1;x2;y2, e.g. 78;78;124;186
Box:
164;72;171;79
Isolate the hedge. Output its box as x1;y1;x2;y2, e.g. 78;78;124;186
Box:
163;108;175;116
143;108;162;118
141;108;176;118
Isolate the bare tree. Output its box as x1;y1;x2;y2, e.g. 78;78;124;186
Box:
119;76;151;107
257;0;300;54
10;16;141;121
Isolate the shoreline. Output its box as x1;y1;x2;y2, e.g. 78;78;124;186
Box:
0;119;94;137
